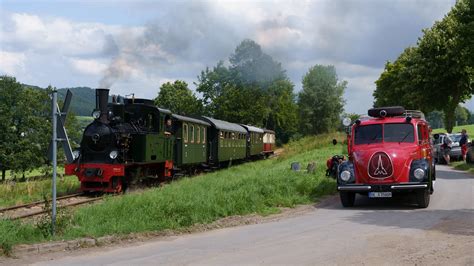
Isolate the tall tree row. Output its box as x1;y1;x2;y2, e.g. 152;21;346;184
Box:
194;39;299;144
155;39;346;143
374;0;473;133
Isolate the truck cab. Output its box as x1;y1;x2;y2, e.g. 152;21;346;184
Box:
338;106;435;208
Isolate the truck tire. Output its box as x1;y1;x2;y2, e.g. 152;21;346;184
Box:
340;191;356;207
416;190;430;208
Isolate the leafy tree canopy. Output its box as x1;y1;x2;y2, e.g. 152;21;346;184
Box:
155;80;203;115
195;39;298;144
298;65;347;135
374;0;473;133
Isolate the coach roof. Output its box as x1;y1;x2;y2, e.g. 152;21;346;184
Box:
240;124;264;133
201;116;247;133
172;114;211;126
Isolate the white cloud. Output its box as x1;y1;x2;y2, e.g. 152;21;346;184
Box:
0;51;26;75
0;1;460;113
1;12;143;57
69;58;107;76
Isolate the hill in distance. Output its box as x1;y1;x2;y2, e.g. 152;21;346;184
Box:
57;87;96;116
23;84;96;116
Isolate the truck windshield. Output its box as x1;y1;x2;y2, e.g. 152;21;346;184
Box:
354;123;414;144
355;124;382;144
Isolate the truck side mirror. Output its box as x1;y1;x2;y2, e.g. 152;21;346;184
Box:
332;139;338;145
433;134;440;140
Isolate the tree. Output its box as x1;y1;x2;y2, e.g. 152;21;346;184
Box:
374;47;427;110
155;80;203;115
195;39;298;144
298;65;347;135
229;39;286;88
196;61;233;116
426;110;445;129
373;0;474;133
0;76;51;180
214;84;268;126
455;105;470;126
265;80;298;144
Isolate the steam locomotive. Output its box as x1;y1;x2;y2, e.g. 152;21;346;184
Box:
65;89;275;192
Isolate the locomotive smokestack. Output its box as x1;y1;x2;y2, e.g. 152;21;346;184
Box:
96;88;109;123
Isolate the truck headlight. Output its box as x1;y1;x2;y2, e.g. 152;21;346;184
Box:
72;150;80;159
109;150;118;159
413;168;425;180
340;170;351;182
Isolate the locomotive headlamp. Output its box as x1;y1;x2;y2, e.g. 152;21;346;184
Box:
92;110;101;119
340;170;351;182
413;168;425;180
109;150;118;159
72;150;80;159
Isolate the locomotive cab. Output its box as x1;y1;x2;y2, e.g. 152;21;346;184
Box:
337;106;435;208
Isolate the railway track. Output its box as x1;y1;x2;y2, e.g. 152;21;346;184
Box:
0;193;105;220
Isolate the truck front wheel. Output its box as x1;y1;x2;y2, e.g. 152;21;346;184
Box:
416;190;430;208
340;191;356;207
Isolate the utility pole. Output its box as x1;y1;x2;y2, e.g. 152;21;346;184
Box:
51;89;58;235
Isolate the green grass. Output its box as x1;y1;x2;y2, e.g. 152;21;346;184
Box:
0;175;80;208
452;161;474;175
0;134;341;253
432;124;474;134
3;166;67;180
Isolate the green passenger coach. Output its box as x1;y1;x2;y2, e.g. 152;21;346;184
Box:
172;114;210;166
240;125;264;158
201;116;247;165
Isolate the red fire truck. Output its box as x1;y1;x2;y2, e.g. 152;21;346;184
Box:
337;106;435;208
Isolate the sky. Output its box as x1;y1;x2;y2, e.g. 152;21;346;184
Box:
0;0;472;114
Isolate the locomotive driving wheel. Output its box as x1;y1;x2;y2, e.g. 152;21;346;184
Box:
112;176;128;193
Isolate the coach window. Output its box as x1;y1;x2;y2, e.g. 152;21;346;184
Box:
190;125;195;143
183;123;188;143
203;128;206;144
197;126;201;144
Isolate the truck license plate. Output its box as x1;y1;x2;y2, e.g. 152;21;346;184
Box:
369;192;392;198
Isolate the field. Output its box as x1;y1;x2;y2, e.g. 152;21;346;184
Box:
432;124;474;134
0;175;80;208
0;133;343;254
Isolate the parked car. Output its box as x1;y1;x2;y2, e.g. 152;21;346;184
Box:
467;144;474;163
450;133;464;160
433;133;448;163
433;133;471;163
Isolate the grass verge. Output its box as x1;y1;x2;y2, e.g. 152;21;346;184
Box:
0;175;80;208
432;124;474;134
451;161;474;175
0;134;341;254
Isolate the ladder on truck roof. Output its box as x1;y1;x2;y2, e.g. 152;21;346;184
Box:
402;110;425;120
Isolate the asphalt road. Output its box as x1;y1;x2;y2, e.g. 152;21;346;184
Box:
28;165;474;265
